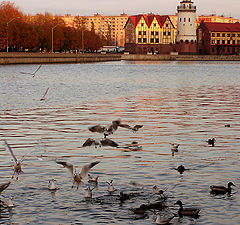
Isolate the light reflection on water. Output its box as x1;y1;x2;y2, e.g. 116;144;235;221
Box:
0;61;240;224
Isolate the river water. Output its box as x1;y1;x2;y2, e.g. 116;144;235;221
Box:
0;61;239;224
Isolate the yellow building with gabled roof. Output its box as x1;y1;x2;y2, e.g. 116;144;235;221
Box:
124;14;176;54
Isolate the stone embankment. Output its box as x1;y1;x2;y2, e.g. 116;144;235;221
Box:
0;52;121;64
121;54;240;61
1;52;240;65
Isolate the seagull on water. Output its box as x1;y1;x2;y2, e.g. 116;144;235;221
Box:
107;180;116;193
20;64;42;77
84;186;95;199
0;197;14;208
88;174;99;184
56;161;100;189
48;179;57;191
153;212;175;225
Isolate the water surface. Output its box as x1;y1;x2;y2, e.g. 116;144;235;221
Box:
0;61;239;224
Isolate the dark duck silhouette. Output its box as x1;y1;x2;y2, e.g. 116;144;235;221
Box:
210;182;235;194
175;165;190;174
174;200;200;218
207;138;216;147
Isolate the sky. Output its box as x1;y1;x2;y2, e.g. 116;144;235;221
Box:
10;0;240;19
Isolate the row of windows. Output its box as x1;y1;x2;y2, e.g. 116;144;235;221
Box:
212;47;240;53
138;31;171;36
212;39;240;44
212;33;240;37
138;38;160;43
179;18;191;23
140;23;169;27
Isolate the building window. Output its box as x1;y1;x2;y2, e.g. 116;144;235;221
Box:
139;31;142;35
150;38;154;43
233;40;236;44
156;38;159;43
222;33;225;37
154;23;156;27
217;33;220;37
180;18;182;22
217;40;220;44
189;18;190;22
156;31;159;35
143;38;147;43
238;34;240;37
212;40;215;44
222;40;225;44
138;38;141;43
151;31;154;35
238;40;240;44
227;40;231;44
184;18;186;22
232;33;236;37
168;32;171;36
141;23;144;26
227;33;231;37
166;24;168;27
163;31;166;36
212;33;215;37
143;31;146;35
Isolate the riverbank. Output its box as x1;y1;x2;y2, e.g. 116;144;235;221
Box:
121;54;240;61
1;52;240;64
0;52;121;64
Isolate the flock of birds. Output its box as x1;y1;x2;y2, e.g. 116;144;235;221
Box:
0;118;237;224
20;65;50;101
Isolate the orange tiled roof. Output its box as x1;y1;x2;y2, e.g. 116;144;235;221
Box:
203;22;240;32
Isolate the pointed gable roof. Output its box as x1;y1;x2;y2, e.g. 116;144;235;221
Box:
125;14;173;29
129;14;144;27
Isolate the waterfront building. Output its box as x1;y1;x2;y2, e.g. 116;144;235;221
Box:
176;0;197;53
124;14;176;54
197;21;240;55
198;15;239;25
63;13;129;47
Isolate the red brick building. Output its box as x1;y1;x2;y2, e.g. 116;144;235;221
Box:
197;21;240;55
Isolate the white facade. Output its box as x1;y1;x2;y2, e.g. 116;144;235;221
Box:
176;0;197;42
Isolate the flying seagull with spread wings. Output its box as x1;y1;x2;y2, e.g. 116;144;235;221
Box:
56;161;100;189
20;64;42;77
4;140;34;180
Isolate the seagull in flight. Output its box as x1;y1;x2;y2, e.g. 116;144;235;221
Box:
40;87;50;101
20;64;42;77
0;182;11;195
82;138;119;148
56;161;100;189
4;140;34;180
88;119;143;138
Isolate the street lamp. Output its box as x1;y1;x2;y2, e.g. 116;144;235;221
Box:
7;17;20;52
82;28;87;53
52;23;64;53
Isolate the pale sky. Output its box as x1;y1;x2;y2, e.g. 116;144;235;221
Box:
11;0;240;19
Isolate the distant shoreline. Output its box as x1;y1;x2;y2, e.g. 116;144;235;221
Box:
1;52;240;65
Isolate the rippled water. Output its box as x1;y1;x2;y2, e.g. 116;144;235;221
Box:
0;61;240;224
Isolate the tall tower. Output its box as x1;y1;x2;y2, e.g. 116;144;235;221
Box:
176;0;197;43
